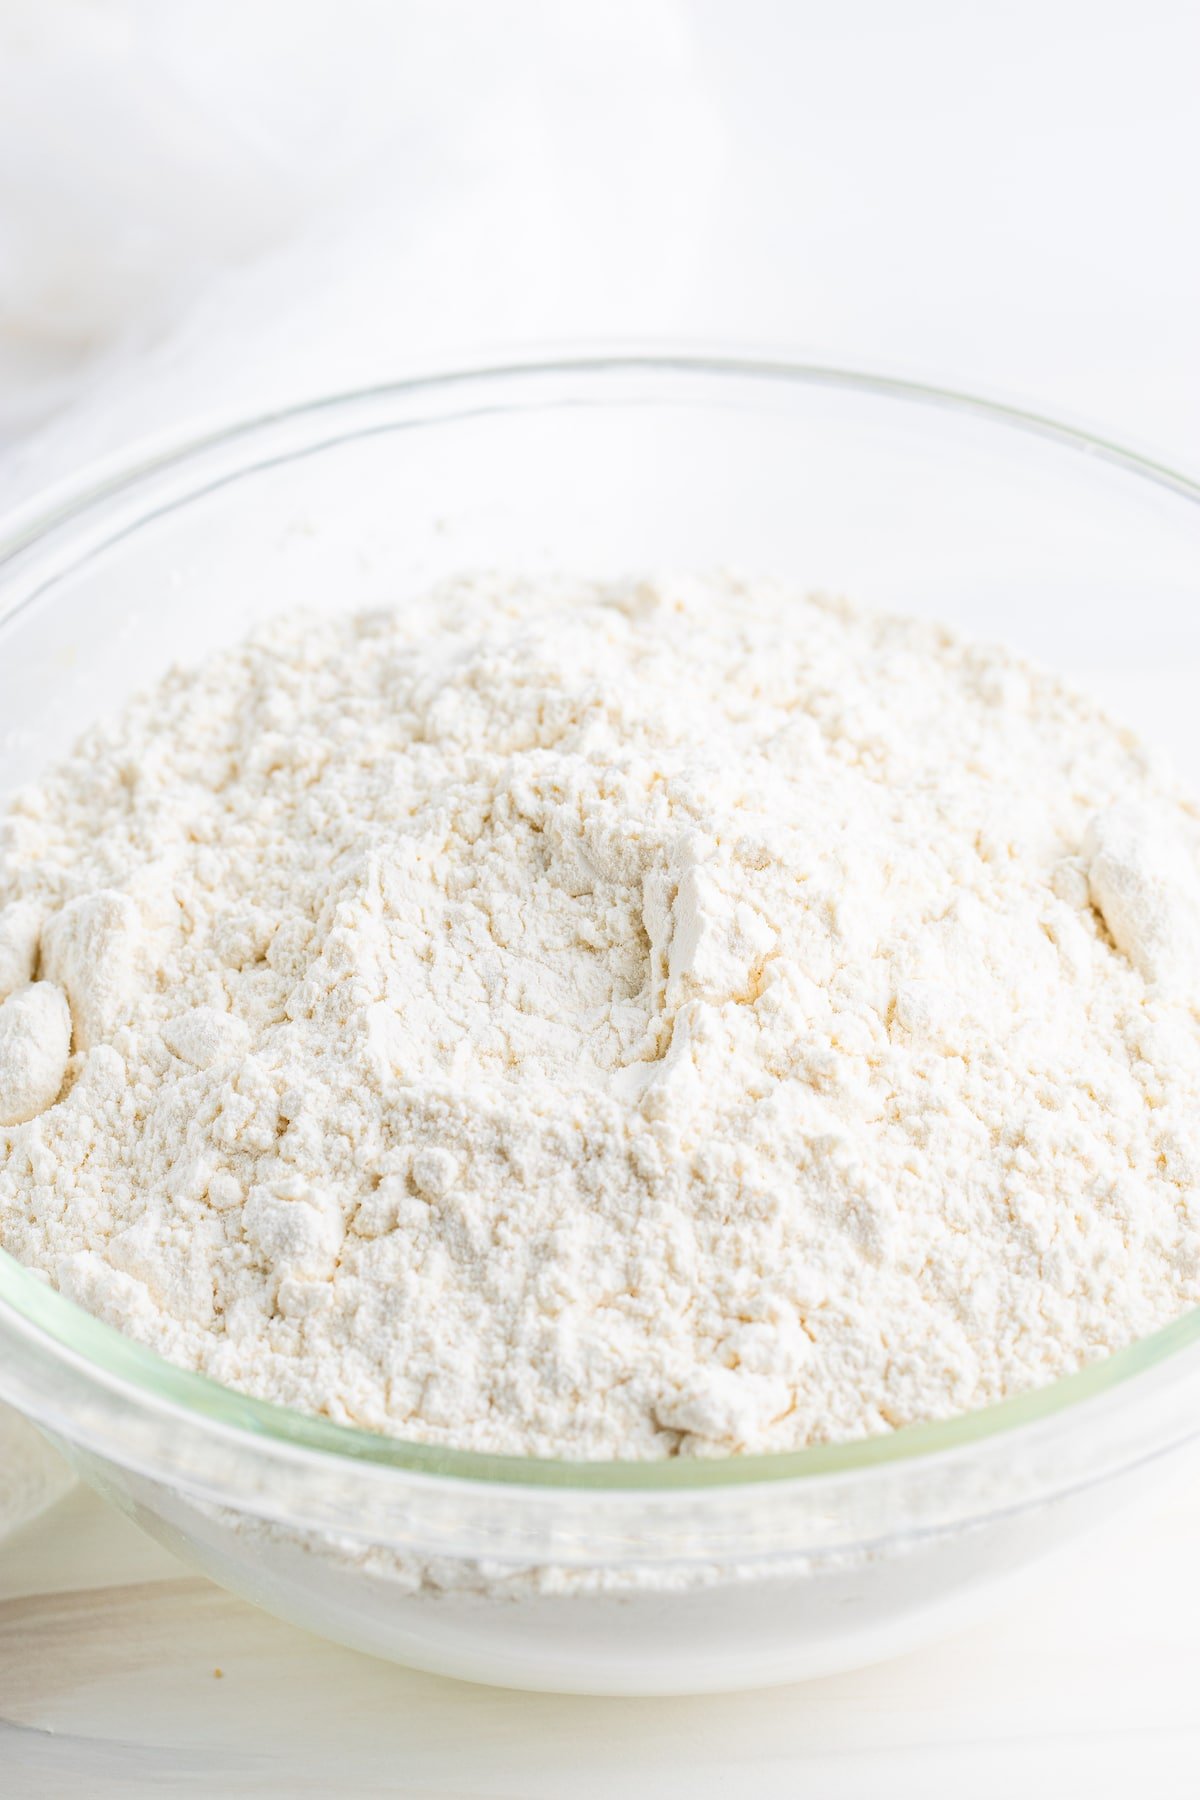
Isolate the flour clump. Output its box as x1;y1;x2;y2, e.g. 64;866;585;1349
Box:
0;981;71;1126
4;573;1200;1459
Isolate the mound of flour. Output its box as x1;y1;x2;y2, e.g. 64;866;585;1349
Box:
3;574;1200;1458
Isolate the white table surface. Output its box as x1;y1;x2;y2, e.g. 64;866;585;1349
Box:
2;6;1199;1794
3;1468;1200;1798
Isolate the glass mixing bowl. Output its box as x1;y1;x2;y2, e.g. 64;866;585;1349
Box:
2;355;1200;1696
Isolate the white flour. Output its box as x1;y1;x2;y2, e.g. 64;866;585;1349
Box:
3;573;1200;1458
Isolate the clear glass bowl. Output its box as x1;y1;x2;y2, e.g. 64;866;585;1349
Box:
3;355;1200;1695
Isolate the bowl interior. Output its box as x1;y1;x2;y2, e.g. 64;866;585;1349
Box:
3;357;1200;1492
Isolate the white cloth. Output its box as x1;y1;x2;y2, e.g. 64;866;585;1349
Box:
1;0;1197;496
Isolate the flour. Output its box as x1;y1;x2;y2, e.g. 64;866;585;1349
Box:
4;573;1200;1459
0;983;71;1127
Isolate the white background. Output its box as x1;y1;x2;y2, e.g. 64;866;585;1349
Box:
1;3;1199;1794
2;1;1197;482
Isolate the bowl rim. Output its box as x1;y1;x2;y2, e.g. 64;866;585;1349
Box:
3;348;1200;1495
